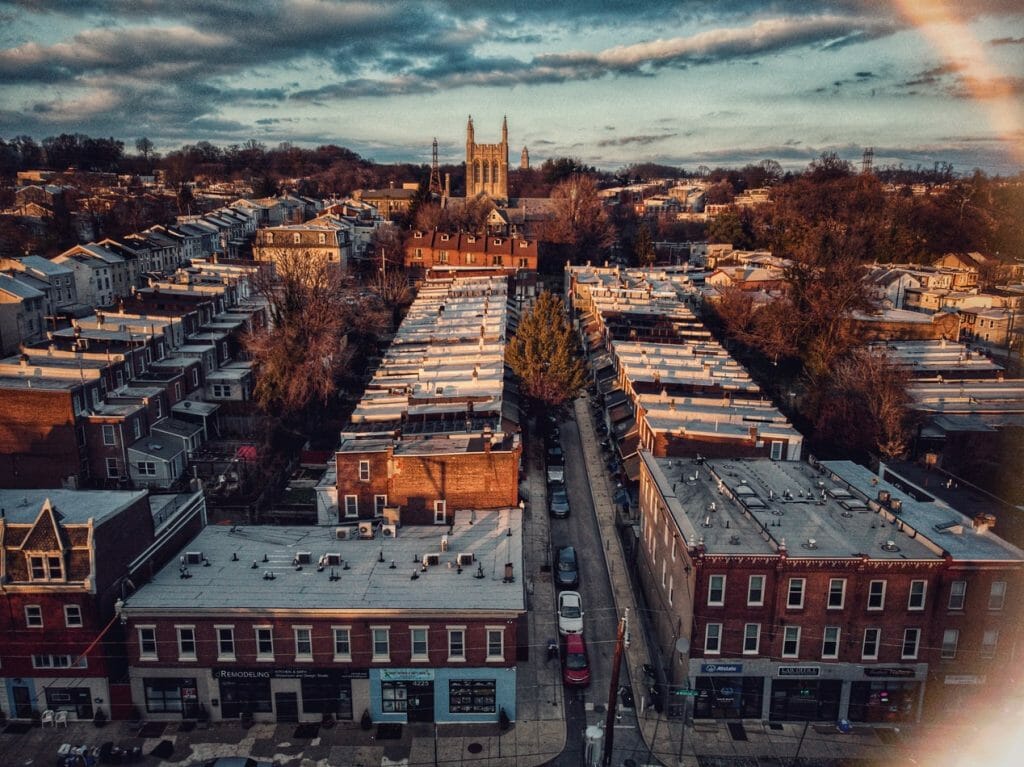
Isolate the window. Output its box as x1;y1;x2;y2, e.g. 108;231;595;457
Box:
332;627;352;661
294;627;313;660
191;368;200;386
132;418;141;440
153;395;161;418
908;580;927;611
981;630;999;658
941;629;959;659
318;233;326;245
25;605;43;628
782;626;801;658
411;627;429;660
29;556;46;579
862;628;880;660
137;461;157;476
102;424;116;445
434;499;447;524
448;627;466;661
176;626;196;660
372;627;390;661
256;626;274;660
28;554;63;581
787;578;805;609
822;626;840;659
437;250;448;263
948;580;966;610
707;574;725;606
174;382;182;400
293;233;301;244
374;495;388;517
867;580;886;610
989;581;1006;611
358;460;370;482
487;628;504;661
743;623;760;654
770;441;783;460
138;627;157;660
901;628;920;659
343;495;358;518
704;623;722;654
33;654;85;669
211;384;232;398
827;579;846;609
747;575;764;606
64;605;82;628
106;457;119;478
217;626;235;660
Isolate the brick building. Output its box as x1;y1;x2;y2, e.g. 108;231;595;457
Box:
0;488;207;722
118;508;524;724
405;230;538;275
635;453;1024;724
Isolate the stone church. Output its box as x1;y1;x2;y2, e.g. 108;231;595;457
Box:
465;116;509;200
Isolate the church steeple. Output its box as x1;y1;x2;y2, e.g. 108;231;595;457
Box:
501;115;508;146
466;115;475;147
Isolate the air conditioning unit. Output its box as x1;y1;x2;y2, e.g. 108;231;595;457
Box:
456;552;475;566
421;553;440;567
381;523;398;538
185;551;204;565
358;521;375;539
335;527;353;540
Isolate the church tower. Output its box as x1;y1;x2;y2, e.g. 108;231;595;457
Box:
465;115;509;200
520;146;530;170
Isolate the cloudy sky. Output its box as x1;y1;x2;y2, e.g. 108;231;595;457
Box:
0;1;1022;173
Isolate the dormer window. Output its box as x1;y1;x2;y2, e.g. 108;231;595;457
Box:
28;554;64;581
440;233;450;242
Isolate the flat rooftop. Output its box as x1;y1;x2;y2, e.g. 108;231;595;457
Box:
866;339;1004;378
0;488;148;526
123;508;525;614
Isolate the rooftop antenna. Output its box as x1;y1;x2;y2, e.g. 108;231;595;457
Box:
429;138;442;197
861;147;874;175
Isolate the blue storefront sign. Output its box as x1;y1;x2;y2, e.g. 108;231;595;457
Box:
701;663;743;674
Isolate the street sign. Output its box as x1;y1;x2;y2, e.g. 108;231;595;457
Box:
674;688;699;697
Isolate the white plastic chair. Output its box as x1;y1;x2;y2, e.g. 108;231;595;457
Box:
54;710;69;728
41;709;55;727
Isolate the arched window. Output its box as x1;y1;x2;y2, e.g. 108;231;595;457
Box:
492;161;500;188
482;161;489;184
474;161;481;184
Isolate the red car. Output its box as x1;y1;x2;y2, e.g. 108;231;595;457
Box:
562;632;591;686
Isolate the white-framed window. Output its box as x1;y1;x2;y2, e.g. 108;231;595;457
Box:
743;623;760;654
318;232;327;245
217;626;235;660
704;623;722;654
294;626;313;661
176;626;196;661
908;580;927;611
437;250;448;263
447;627;466;661
822;626;840;659
770;441;783;460
374;495;388;517
211;384;231;398
989;581;1006;611
434;499;447;524
372;626;390;662
410;627;429;661
862;628;880;660
132;418;141;440
707;574;725;606
25;605;43;628
941;629;959;659
782;626;801;658
174;382;182;400
332;626;351;661
981;629;999;658
747;575;764;606
106;457;120;478
358;460;370;482
293;233;301;244
138;626;157;660
154;396;161;418
867;580;886;610
102;424;116;445
486;627;504;661
64;605;82;628
343;495;358;518
948;580;966;610
787;578;805;609
827;578;846;609
33;654;86;669
191;368;200;386
901;628;920;660
27;554;64;581
255;626;274;661
137;461;157;476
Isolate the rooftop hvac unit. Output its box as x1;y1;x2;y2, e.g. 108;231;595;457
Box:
185;551;204;565
335;527;353;540
456;552;475;566
381;523;398;538
421;553;441;567
877;490;891;503
358;521;375;539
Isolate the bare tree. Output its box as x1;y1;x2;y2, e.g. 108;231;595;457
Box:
543;174;616;263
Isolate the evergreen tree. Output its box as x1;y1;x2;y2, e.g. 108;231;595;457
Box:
506;291;587;409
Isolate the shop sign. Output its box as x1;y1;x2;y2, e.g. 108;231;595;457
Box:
380;668;434;682
213;667;368;681
864;668;915;678
701;663;742;674
778;666;820;677
944;675;985;685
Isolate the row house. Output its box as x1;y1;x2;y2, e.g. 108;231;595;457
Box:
864;339;1004;381
863;266;923;310
353;186;417;221
405;230;539;274
0;274;46;355
253;219;352;272
326;276;521;527
53;244;130;308
1;256;80;317
118;508;524;725
0;488;207;722
636;453;1023;724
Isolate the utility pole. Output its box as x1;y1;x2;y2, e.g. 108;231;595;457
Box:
602;609;628;767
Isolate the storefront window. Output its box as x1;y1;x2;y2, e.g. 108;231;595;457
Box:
693;676;763;719
45;687;94;719
143;677;198;716
381;682;408;713
769;679;841;721
449;679;496;713
219;675;273;718
848;681;919;723
301;676;353;719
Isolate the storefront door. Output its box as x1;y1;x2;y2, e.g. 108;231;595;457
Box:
407;680;435;723
275;692;299;723
12;684;33;719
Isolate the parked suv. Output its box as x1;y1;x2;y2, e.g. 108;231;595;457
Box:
555;545;579;589
549;484;570;518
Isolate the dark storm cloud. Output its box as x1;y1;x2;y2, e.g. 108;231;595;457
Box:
597;134;676;147
990;36;1024;45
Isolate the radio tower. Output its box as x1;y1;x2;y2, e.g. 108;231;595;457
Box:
429;137;442;197
861;147;874;175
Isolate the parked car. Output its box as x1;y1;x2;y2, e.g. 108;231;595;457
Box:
557;590;584;635
549;485;570;518
562;632;591;686
555;545;579;589
546;444;564;466
547;464;565;484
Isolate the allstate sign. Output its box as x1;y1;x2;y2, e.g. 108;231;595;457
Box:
701;663;742;674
